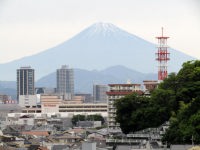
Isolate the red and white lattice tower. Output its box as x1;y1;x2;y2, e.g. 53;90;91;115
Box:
156;27;170;81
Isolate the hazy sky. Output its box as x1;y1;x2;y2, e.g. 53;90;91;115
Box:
0;0;199;63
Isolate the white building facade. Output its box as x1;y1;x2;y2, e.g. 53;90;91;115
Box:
107;84;143;131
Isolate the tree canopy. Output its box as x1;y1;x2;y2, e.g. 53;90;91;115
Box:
71;114;105;126
114;60;200;143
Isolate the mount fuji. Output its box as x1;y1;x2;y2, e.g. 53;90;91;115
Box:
0;22;195;80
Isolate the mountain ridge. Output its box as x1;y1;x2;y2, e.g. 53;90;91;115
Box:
36;65;157;93
0;22;195;80
0;65;157;97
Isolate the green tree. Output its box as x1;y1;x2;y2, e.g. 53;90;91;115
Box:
115;94;154;134
115;90;175;134
115;60;200;143
71;114;86;126
176;60;200;103
86;114;105;124
71;114;105;126
163;97;200;144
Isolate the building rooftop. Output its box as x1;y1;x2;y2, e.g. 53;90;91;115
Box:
22;131;49;136
0;104;21;111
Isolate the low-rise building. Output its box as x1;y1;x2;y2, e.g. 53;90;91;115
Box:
41;95;63;113
59;103;107;117
0;94;10;104
11;94;108;118
19;95;37;107
143;80;158;94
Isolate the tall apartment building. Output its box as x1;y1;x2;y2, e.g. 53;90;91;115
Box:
106;84;143;131
17;66;36;107
17;66;35;96
93;84;108;103
57;65;74;100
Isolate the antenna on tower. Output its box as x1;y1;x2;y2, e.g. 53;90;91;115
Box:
155;28;170;81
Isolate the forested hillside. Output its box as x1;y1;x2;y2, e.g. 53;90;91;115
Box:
115;60;200;144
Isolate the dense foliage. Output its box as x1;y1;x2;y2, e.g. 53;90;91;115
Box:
71;114;105;126
115;60;200;143
162;97;200;144
114;94;151;134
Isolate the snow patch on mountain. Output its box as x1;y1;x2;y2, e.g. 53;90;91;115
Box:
79;22;140;40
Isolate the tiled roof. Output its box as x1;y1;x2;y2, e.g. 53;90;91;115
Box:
67;128;85;133
37;146;49;150
22;131;49;136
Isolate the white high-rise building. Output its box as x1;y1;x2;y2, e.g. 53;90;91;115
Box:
57;65;74;100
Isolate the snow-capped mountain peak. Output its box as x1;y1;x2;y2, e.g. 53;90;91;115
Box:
80;22;130;38
91;22;120;32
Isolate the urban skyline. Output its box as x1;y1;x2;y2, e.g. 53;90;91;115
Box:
0;1;199;149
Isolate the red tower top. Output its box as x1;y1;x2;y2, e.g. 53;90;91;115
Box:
156;27;170;81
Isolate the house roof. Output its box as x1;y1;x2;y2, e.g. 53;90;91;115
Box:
37;146;49;150
52;145;69;150
22;131;49;136
51;133;82;140
67;128;85;134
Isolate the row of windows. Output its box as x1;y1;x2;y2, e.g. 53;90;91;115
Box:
22;110;41;113
59;106;107;108
110;86;140;90
108;95;125;99
59;110;107;112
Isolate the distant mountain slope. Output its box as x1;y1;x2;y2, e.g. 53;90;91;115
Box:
0;22;195;80
0;81;16;89
0;81;16;99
